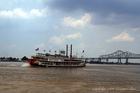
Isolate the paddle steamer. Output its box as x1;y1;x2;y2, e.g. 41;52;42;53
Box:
27;45;86;67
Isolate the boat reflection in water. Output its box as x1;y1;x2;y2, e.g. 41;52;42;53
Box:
27;44;86;67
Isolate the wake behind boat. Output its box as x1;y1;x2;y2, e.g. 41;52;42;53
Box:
27;45;86;67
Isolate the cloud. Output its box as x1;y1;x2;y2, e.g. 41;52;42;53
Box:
46;0;140;15
9;44;16;48
79;43;86;50
35;43;45;48
100;49;106;53
30;9;47;17
106;31;135;42
0;8;47;18
45;0;140;28
49;32;82;45
0;8;28;18
132;28;140;32
66;32;82;39
63;13;91;28
52;24;59;29
49;35;65;45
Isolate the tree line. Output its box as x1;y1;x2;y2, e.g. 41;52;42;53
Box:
0;56;28;61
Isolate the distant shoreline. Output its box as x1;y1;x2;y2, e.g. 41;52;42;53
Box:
87;61;140;65
0;60;24;62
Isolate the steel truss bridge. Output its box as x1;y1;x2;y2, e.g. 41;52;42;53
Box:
86;50;140;64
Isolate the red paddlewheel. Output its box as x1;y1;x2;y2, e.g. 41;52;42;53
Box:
27;59;37;63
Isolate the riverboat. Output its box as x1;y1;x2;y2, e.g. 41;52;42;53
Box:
27;45;86;67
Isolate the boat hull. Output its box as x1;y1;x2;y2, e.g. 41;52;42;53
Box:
29;60;86;67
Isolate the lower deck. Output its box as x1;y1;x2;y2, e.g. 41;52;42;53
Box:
36;61;86;67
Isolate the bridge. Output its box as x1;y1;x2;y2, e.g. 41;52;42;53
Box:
85;50;140;64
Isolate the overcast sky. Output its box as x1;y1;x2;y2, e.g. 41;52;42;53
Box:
0;0;140;58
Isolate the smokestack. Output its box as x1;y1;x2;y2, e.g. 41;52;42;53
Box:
70;44;72;58
66;44;68;57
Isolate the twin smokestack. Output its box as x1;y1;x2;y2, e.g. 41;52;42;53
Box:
66;44;72;58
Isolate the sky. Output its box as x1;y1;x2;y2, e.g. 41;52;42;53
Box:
0;0;140;58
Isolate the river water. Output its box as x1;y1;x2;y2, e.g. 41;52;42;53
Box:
0;62;139;93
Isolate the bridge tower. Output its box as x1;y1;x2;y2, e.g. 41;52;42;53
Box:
106;58;109;62
118;58;121;63
125;58;128;64
98;58;101;62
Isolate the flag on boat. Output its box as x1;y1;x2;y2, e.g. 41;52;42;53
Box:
35;48;39;51
59;50;65;54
